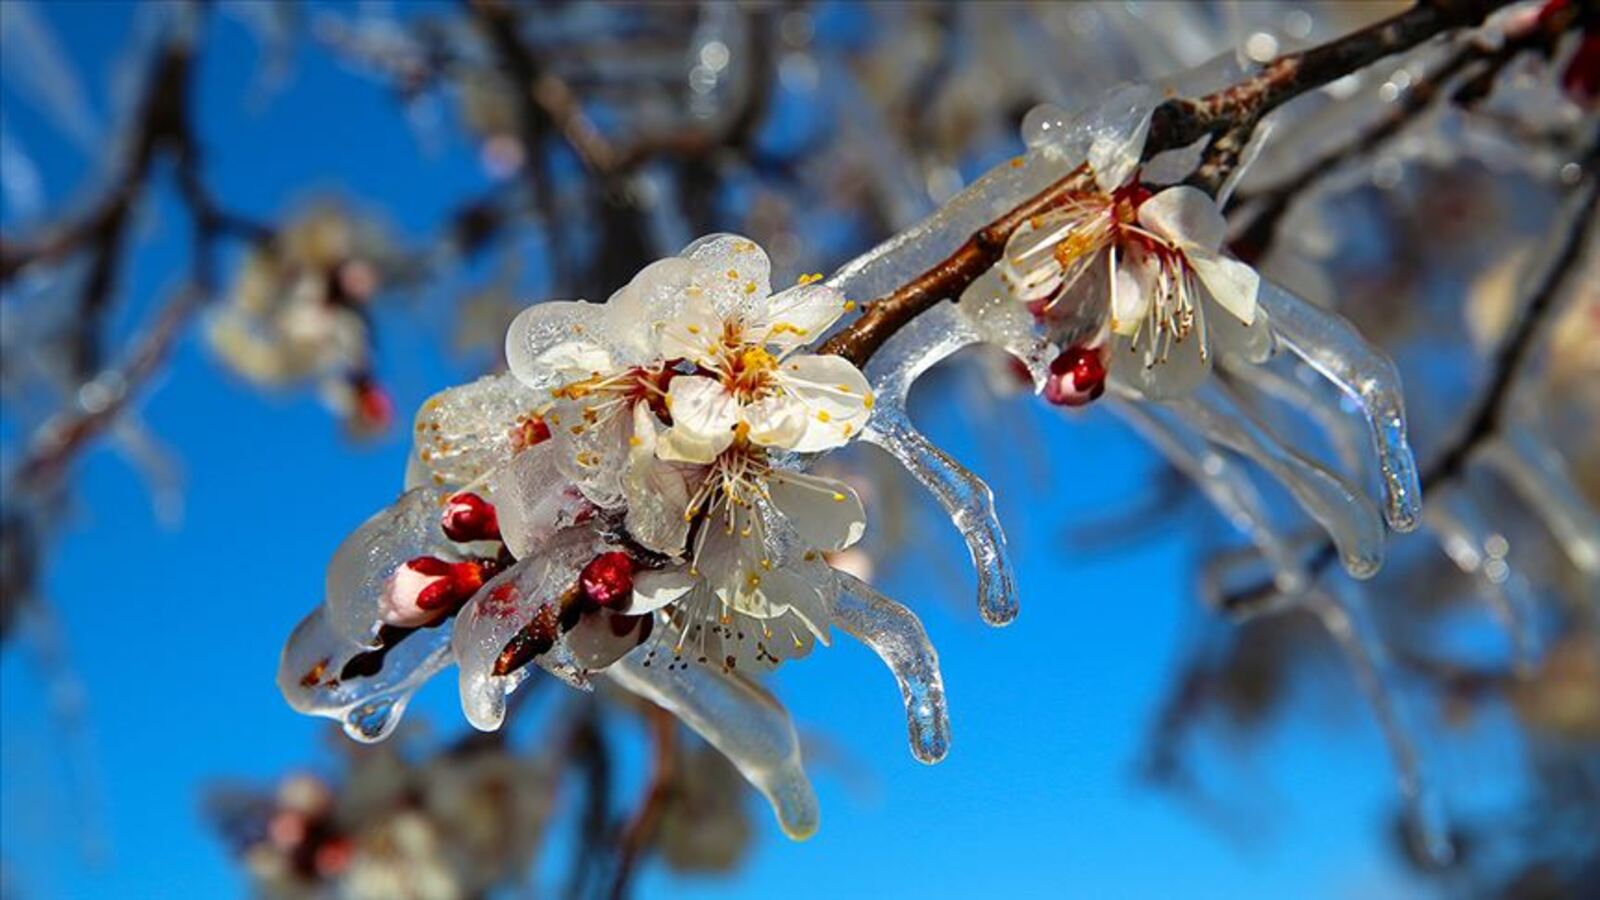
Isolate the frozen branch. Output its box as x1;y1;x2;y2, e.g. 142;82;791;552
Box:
818;0;1514;369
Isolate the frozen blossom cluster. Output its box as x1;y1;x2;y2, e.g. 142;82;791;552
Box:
282;233;979;839
280;80;1484;848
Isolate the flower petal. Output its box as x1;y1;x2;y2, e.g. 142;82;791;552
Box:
772;354;873;453
1187;247;1259;326
743;395;809;450
487;441;595;560
767;471;866;552
605;256;695;355
1108;246;1151;337
622;403;696;556
566;609;654;670
655;290;726;368
626;567;697;615
753;283;847;353
505;301;617;391
1137;185;1227;252
682;233;772;319
407;373;545;491
1107;325;1211;400
659;375;738;463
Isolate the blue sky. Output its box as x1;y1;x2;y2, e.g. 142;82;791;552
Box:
1;4;1423;897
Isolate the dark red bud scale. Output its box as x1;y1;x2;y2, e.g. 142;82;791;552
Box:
401;555;488;612
579;551;635;609
353;376;393;430
1043;345;1107;407
442;492;500;542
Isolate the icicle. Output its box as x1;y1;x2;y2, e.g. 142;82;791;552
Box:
1306;585;1455;868
1113;400;1307;594
606;650;820;840
1164;383;1386;579
856;303;1018;625
831;571;951;764
1480;429;1600;586
1220;358;1368;480
1256;281;1422;533
277;606;452;744
863;405;1017;626
1423;486;1542;673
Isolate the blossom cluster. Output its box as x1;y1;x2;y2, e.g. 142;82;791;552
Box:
281;235;955;839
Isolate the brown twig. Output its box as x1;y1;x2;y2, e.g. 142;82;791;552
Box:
606;706;678;900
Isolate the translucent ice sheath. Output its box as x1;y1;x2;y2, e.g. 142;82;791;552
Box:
1113;399;1307;594
606;649;820;840
1165;382;1386;579
832;571;952;764
858;303;1019;625
1256;281;1422;534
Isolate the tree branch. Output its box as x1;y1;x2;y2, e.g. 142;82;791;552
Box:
818;1;1511;369
606;706;677;900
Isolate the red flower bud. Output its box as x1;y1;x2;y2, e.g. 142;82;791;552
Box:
1043;345;1107;407
380;556;488;627
441;492;500;543
579;552;635;609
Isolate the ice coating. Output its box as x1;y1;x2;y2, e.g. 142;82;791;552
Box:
824;89;1160;308
1423;486;1541;672
1480;429;1600;584
1309;586;1455;868
1022;85;1161;191
406;373;544;491
852;302;1018;625
831;571;951;764
606;650;820;840
1164;384;1386;579
485;442;594;561
1223;358;1368;480
957;269;1055;386
1256;281;1422;533
1113;400;1307;594
863;405;1018;626
324;486;451;645
452;531;603;731
278;606;453;743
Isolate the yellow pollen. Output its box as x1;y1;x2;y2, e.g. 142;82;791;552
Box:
740;346;777;374
726;269;739;279
843;423;855;437
768;322;809;337
734;421;751;441
843;300;857;312
864;393;876;409
745;572;761;589
629;435;642;447
744;280;757;294
816;410;832;423
832;492;846;502
687;324;701;335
